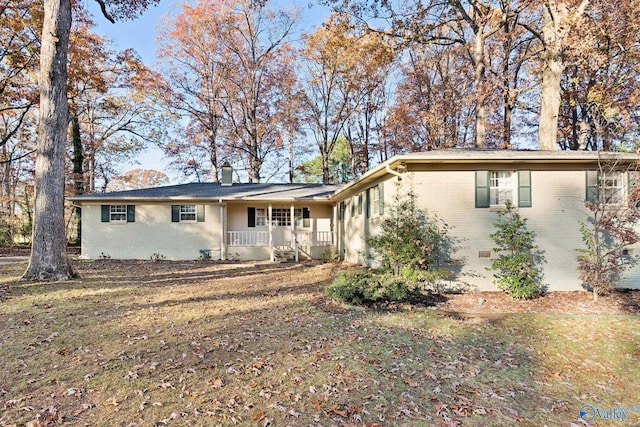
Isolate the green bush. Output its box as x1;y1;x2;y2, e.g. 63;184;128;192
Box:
488;201;544;299
326;269;422;305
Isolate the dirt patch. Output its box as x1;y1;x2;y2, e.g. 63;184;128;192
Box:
435;289;640;315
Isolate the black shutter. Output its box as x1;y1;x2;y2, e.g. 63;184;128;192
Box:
101;205;110;222
127;205;135;222
302;207;310;228
171;205;180;222
475;171;490;208
248;207;256;227
518;171;532;208
197;205;205;222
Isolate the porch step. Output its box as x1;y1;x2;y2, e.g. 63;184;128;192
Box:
274;247;295;262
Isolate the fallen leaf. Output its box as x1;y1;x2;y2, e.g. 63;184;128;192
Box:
102;397;118;406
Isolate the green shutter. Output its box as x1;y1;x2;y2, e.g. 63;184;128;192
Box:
248;207;256;227
171;205;180;222
379;183;384;216
475;171;490;208
365;189;371;218
302;207;310;228
518;170;532;208
197;205;205;222
101;205;110;222
127;205;135;222
586;170;599;203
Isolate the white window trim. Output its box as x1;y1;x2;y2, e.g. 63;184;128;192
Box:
601;171;625;205
490;171;515;207
180;205;197;222
371;185;380;216
255;208;267;227
110;205;127;222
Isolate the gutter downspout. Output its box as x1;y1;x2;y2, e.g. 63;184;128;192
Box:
385;163;405;178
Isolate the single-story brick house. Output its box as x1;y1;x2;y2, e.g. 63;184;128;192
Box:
70;150;640;291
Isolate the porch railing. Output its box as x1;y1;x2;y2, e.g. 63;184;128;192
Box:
294;230;334;246
227;231;269;247
226;230;334;247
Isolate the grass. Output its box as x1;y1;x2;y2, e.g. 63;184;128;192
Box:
1;259;640;426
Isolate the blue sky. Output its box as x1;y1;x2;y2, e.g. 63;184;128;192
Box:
85;0;330;184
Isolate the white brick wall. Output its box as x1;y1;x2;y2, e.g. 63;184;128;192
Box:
81;203;222;260
338;170;640;291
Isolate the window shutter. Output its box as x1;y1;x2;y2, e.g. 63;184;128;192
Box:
248;207;256;227
302;207;310;228
171;205;180;222
358;193;363;215
197;205;205;222
127;205;135;222
379;183;384;216
518;171;532;208
475;171;490;208
338;202;345;220
586;170;599;203
365;189;371;218
101;205;110;222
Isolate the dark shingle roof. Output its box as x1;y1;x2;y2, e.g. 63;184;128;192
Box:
69;183;342;202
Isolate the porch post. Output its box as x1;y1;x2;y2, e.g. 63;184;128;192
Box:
268;204;274;261
291;204;298;262
220;203;226;260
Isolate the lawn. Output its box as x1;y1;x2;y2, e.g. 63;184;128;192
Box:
1;259;639;426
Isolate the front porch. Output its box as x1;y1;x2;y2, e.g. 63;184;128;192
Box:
225;230;335;261
223;203;336;262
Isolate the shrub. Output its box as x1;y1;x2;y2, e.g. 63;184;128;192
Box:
326;269;422;305
488;200;544;299
577;169;640;300
366;181;458;288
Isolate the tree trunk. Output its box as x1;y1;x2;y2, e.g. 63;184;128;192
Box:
474;30;487;148
22;0;75;281
321;147;330;185
71;115;84;245
538;0;589;151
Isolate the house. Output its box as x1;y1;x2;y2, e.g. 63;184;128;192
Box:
70;150;640;291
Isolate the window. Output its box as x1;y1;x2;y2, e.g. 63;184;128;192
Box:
586;170;625;205
172;205;204;222
602;172;624;204
255;208;266;226
101;205;135;223
110;205;127;222
271;208;290;226
248;207;310;227
371;186;379;215
490;171;514;206
476;170;531;208
370;184;384;216
180;205;197;222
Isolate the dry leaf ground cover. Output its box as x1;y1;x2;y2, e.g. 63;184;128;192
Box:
1;259;640;427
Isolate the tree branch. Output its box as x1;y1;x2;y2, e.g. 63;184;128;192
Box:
93;0;115;23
